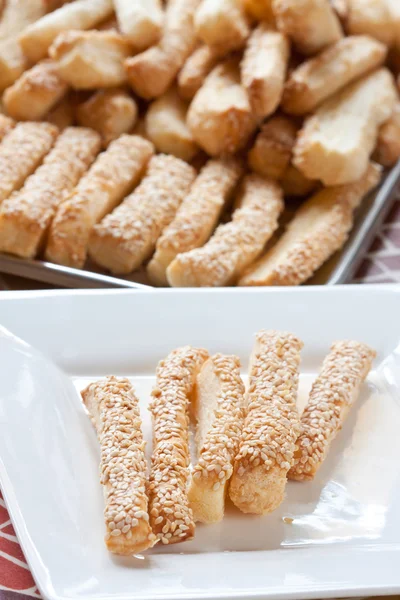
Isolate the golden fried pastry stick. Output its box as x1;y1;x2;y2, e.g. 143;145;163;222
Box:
3;61;68;121
147;157;243;286
168;175;284;287
282;36;387;116
50;30;132;89
273;0;343;55
0;127;101;259
145;87;198;161
75;89;138;147
373;102;400;167
0;122;58;205
194;0;250;53
149;346;209;544
0;115;15;142
89;154;196;274
248;115;298;181
113;0;164;50
19;0;114;63
0;0;46;90
45;135;154;268
289;341;376;481
281;165;317;197
294;68;397;186
177;45;221;101
188;354;245;523
45;96;75;130
125;0;200;99
345;0;395;46
242;0;275;22
82;377;157;555
187;57;256;156
230;330;303;514
239;162;381;287
241;24;289;120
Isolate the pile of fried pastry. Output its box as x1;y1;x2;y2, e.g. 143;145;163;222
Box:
82;330;375;555
0;0;398;286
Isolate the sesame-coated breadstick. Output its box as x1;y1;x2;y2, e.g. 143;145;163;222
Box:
273;0;343;55
188;354;245;523
0;127;101;258
229;330;303;514
0;115;15;142
19;0;114;63
89;154;196;274
239;162;381;287
147;157;242;286
113;0;163;50
45;135;154;268
82;377;157;555
3;60;68;121
177;45;221;101
125;0;200;99
168;175;284;287
289;341;376;481
149;346;209;544
241;24;290;120
194;0;250;53
0;122;58;205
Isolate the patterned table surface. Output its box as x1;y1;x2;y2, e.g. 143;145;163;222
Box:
1;194;400;600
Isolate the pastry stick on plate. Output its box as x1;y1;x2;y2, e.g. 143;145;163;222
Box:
241;24;290;120
3;60;68;121
45;135;154;268
273;0;343;55
344;0;395;46
282;36;387;116
289;341;376;481
19;0;114;63
188;354;245;523
113;0;163;50
177;45;221;101
167;175;284;287
194;0;250;53
147;157;243;286
248;115;298;181
125;0;200;99
82;376;157;555
229;330;303;514
281;165;317;197
0;127;101;258
45;96;75;130
0;122;58;205
239;162;382;287
293;68;397;186
372;102;400;167
149;346;209;544
89;154;196;274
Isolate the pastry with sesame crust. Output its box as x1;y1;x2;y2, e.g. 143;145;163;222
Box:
239;162;382;287
148;157;243;286
229;330;303;514
89;154;196;275
0;115;15;142
149;346;209;544
188;354;245;523
167;174;284;287
289;341;376;481
82;376;157;555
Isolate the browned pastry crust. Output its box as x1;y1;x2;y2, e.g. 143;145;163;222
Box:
113;0;163;50
149;346;209;544
372;101;400;167
289;341;376;481
82;376;157;555
194;0;250;53
0;114;15;142
177;45;221;101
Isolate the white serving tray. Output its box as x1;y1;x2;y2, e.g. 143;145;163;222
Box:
0;286;399;600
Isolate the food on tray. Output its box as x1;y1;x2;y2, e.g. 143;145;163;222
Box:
177;45;221;101
88;154;196;274
344;0;395;46
45;134;153;268
289;341;376;481
167;175;284;287
230;330;303;514
293;68;397;185
82;376;157;554
147;157;242;286
113;0;163;50
373;101;400;167
148;346;209;544
0;127;101;258
0;114;14;141
45;95;75;129
188;354;245;523
248;115;298;181
194;0;250;53
239;162;381;286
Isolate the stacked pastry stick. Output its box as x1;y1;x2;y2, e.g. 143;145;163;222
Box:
0;0;398;286
83;330;375;555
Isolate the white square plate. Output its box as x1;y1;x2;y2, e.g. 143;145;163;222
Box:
0;286;400;600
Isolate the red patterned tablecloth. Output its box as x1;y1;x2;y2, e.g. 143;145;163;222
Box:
1;194;400;599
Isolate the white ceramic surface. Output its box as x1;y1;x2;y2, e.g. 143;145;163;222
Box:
0;286;399;600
